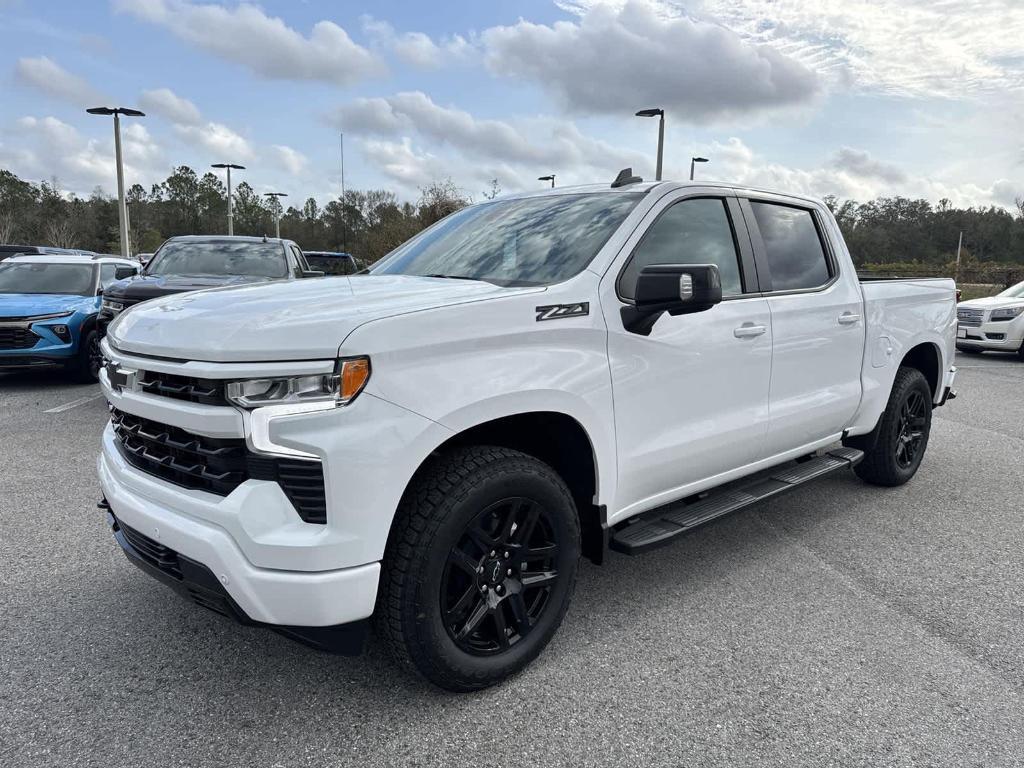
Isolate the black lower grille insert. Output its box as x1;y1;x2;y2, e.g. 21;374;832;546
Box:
110;407;327;524
118;520;183;579
0;328;39;349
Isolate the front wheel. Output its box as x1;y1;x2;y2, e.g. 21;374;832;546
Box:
70;329;102;383
376;446;580;691
852;366;933;487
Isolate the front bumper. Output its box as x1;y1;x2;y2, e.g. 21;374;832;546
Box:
98;433;381;628
956;321;1023;351
105;506;368;654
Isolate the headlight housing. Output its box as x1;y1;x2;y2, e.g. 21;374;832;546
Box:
990;306;1024;321
102;299;125;313
225;357;370;409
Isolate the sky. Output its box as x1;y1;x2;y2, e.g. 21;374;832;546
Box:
1;0;1022;211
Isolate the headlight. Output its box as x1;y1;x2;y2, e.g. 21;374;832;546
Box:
990;306;1024;321
27;311;73;321
102;299;124;313
225;357;370;408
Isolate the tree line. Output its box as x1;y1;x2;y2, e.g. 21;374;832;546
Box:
1;166;1022;272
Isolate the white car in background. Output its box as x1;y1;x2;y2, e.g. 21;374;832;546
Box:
956;280;1024;358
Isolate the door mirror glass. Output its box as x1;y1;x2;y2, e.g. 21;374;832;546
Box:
622;264;722;335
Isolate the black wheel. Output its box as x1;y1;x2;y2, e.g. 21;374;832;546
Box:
1017;340;1024;360
71;329;102;383
376;445;580;691
853;367;932;487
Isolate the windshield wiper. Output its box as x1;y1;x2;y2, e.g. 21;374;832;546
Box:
422;273;481;281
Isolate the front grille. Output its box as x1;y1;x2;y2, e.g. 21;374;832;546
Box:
111;407;249;495
0;328;39;349
957;307;984;327
110;407;327;523
118;519;183;579
136;369;226;406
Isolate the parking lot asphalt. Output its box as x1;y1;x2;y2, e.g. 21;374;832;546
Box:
1;352;1022;767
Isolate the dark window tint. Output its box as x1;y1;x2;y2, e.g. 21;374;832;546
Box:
620;198;743;300
148;241;288;279
372;191;644;287
749;202;831;291
0;262;96;295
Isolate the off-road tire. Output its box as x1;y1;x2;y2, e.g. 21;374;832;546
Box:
853;366;933;487
375;445;580;692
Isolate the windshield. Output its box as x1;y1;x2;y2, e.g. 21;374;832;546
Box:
997;280;1024;299
371;191;645;286
148;241;288;278
0;262;96;295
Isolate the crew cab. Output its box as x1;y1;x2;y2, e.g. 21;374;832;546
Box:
97;177;957;691
98;235;322;328
0;254;138;380
955;279;1024;358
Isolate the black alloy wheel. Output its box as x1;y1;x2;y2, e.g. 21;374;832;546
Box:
441;497;560;655
87;333;103;380
894;387;928;469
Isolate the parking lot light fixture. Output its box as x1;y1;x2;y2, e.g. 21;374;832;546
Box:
690;156;709;181
86;106;146;258
538;174;556;188
635;108;665;181
264;192;288;239
211;163;246;235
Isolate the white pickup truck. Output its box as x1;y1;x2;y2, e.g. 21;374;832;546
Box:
97;175;957;691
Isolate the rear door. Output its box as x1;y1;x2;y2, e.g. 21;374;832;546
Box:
602;191;773;516
740;197;865;456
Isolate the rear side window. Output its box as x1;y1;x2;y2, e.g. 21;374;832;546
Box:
749;202;831;291
619;197;743;299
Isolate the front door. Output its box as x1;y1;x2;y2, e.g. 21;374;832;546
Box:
601;193;773;520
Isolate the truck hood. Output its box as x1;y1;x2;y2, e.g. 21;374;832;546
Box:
0;293;95;319
107;275;540;361
958;296;1024;310
105;273;276;302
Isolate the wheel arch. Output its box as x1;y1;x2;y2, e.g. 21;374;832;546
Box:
899;341;942;399
396;410;608;565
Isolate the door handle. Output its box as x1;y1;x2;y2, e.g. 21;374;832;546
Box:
838;312;861;325
733;323;767;339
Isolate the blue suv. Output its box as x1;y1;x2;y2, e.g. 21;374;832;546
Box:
0;254;139;381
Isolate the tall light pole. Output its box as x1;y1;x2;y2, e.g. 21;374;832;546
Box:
635;108;665;181
339;131;347;254
211;163;245;235
86;106;145;257
538;174;556;188
690;156;709;181
264;192;287;239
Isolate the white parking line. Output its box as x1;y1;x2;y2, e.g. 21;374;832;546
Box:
44;393;104;413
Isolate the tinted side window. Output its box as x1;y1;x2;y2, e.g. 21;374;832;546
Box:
620;198;743;300
749;202;831;291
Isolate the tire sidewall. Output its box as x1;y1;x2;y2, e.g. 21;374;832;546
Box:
407;461;579;687
73;328;101;382
884;370;932;482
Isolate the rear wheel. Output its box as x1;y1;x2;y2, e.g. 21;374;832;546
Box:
70;329;102;383
853;366;933;487
376;446;580;691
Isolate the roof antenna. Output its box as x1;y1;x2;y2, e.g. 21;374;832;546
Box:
611;167;642;188
262;234;269;242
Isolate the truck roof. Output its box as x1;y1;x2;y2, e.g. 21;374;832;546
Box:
6;253;138;266
498;180;825;209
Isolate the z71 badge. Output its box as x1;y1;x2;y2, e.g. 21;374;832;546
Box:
535;302;590;321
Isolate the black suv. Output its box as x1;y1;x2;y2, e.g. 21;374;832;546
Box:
98;235;322;330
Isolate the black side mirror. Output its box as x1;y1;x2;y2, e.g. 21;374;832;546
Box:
301;269;326;278
621;263;722;335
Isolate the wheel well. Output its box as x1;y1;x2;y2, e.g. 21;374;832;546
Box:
408;412;605;564
900;342;940;398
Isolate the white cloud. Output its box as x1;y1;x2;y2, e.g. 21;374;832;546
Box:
174;121;253;160
114;0;383;84
333;91;646;177
14;56;107;108
360;15;472;69
676;0;1024;99
139;87;202;125
271;144;308;175
697;137;1020;209
480;1;820;121
1;115;165;193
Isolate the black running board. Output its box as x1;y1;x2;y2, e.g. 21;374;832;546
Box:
609;447;864;555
